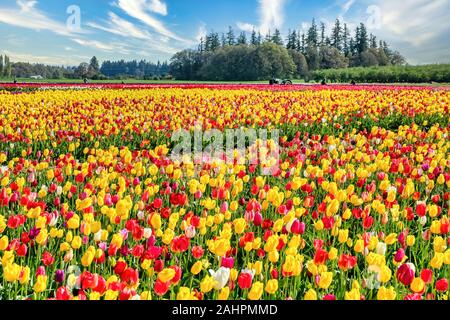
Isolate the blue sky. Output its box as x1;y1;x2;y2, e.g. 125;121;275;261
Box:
0;0;449;66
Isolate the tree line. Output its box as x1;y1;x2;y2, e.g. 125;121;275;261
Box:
169;19;407;81
312;64;450;83
100;60;169;79
0;54;170;80
73;57;170;79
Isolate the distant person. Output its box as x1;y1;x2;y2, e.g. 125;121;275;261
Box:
83;78;88;84
351;80;356;85
13;78;17;84
321;80;327;85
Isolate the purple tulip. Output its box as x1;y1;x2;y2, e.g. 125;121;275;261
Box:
55;269;65;283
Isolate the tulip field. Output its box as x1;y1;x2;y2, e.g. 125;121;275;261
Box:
0;83;449;301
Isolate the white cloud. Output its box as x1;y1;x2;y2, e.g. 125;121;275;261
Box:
258;0;286;35
237;0;286;35
86;12;179;54
371;0;450;46
71;38;131;55
319;0;450;63
237;22;257;33
4;50;87;66
115;0;191;43
341;0;356;14
17;0;37;12
367;0;450;63
0;0;84;36
148;0;167;16
87;12;152;40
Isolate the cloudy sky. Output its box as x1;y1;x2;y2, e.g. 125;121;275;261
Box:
0;0;449;66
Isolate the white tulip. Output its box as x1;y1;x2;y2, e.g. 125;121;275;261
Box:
376;242;387;255
143;228;152;239
208;267;230;290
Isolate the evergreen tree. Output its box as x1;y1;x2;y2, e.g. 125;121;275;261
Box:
89;56;100;73
182;16;407;79
349;38;356;56
251;29;258;45
226;26;235;46
356;23;369;54
300;33;306;54
343;24;350;56
320;22;326;46
207;32;221;51
257;32;263;45
264;30;272;43
221;33;226;47
331;19;343;51
198;37;205;52
286;29;294;49
291;30;298;50
307;19;319;48
0;55;3;77
237;32;247;45
4;55;11;78
272;29;283;46
369;34;377;48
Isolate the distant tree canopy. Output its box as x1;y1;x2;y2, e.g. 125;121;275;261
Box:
0;53;171;80
312;64;450;83
7;60;73;79
100;59;169;79
170;19;407;81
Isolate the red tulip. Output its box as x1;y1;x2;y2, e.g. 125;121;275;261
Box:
338;254;357;271
153;198;163;209
170;235;190;253
121;268;139;285
93;276;107;295
221;257;234;269
271;268;279;279
314;248;329;265
191;246;204;259
397;264;414;286
154;259;164;272
436;279;448;292
416;202;427;217
81;272;98;290
363;216;374;229
114;261;127;275
154;279;170;296
404;293;422;300
42;251;55;266
56;286;72;300
16;243;28;257
237;272;253;290
420;269;433;284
